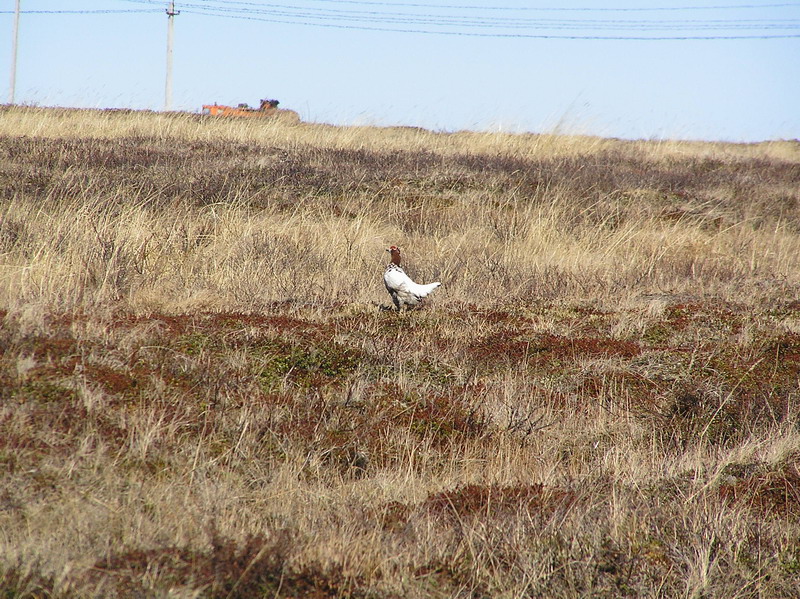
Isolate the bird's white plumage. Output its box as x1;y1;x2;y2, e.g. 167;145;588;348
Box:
383;247;440;310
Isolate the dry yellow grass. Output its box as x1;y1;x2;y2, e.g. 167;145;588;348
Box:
1;105;800;598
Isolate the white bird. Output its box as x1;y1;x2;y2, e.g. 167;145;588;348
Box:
383;245;441;310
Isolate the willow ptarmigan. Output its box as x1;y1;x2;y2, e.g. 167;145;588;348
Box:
384;246;441;310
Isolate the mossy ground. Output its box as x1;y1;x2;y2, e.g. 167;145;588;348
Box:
1;107;799;597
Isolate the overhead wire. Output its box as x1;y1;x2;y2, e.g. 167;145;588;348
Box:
145;1;799;25
170;0;800;11
157;0;800;38
0;9;160;14
9;0;800;39
180;9;799;33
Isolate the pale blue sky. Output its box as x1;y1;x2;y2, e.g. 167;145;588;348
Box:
2;1;798;141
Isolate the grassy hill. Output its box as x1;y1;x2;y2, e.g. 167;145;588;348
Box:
1;106;800;598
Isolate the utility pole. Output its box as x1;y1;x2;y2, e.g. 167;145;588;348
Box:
9;0;20;104
164;1;179;111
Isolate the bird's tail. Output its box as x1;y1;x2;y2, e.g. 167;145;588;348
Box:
415;281;441;297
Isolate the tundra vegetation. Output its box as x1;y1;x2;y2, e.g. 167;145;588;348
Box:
1;106;800;598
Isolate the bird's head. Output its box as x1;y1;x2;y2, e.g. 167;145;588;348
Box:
386;246;402;265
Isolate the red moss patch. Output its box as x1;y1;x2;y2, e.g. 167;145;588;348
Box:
423;483;575;520
22;335;77;361
664;302;703;325
402;392;487;443
718;458;800;518
85;363;139;395
667;302;744;336
469;332;641;368
699;335;800;430
768;332;800;362
576;369;661;408
210;312;328;338
468;331;538;364
552;335;641;358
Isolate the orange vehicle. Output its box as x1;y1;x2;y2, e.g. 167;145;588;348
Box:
201;98;280;117
201;98;301;124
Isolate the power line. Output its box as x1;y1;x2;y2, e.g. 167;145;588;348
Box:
181;11;800;39
152;0;800;39
157;0;800;11
183;9;800;33
158;1;799;26
119;1;800;22
8;1;800;39
0;9;160;14
308;1;800;10
117;0;800;16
